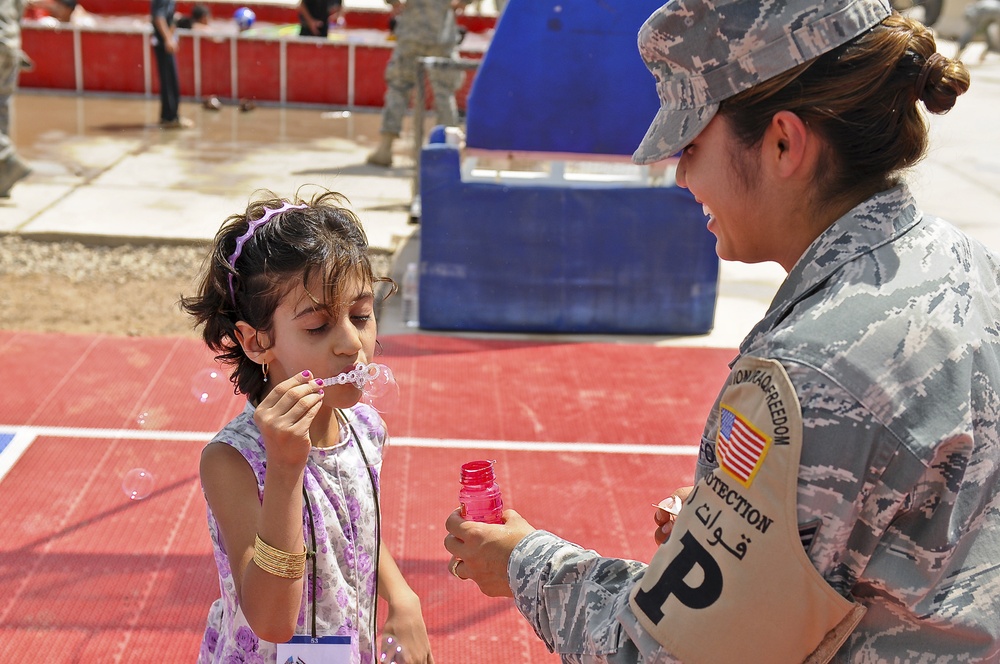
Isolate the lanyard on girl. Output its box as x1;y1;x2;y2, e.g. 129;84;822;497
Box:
289;410;382;657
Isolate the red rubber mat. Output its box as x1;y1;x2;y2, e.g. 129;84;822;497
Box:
0;330;735;662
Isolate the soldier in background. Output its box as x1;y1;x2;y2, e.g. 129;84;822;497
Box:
0;0;30;197
955;0;1000;61
444;0;1000;661
366;0;472;167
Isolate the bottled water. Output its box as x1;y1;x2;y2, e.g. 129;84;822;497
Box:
459;460;504;524
402;262;419;328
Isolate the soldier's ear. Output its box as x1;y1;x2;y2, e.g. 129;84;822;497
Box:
765;110;814;179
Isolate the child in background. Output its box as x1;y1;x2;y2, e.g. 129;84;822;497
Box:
26;0;89;23
176;3;210;30
182;190;432;664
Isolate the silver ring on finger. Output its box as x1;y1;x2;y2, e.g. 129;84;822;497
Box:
449;557;463;579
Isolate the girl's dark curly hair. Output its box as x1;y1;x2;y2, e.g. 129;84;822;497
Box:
181;189;394;404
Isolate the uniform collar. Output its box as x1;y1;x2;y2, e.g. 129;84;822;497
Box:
737;184;921;359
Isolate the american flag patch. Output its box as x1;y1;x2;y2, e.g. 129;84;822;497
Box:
717;405;771;487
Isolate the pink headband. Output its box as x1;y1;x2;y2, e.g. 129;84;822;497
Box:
227;201;309;306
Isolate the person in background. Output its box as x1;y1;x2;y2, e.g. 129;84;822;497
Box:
150;0;191;129
27;0;71;22
176;2;210;30
298;0;344;38
0;0;31;197
444;0;1000;661
366;0;472;168
955;0;1000;62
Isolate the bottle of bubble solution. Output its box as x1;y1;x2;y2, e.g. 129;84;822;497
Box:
459;460;504;524
402;262;419;328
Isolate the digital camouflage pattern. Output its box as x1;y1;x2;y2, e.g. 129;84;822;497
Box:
389;0;466;44
0;0;24;161
378;0;471;135
964;0;1000;29
632;0;891;164
508;185;1000;662
0;0;24;47
957;0;1000;57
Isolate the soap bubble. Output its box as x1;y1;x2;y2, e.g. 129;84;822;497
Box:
191;368;229;404
122;468;155;500
320;363;400;414
360;364;400;414
135;406;168;429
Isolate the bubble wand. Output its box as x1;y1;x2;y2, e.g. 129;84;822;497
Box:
322;362;388;390
324;362;400;415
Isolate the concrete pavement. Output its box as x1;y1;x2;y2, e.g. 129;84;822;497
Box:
1;38;999;345
0;95;416;252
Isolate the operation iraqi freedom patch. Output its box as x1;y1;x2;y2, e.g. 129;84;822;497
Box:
630;357;858;664
715;361;796;488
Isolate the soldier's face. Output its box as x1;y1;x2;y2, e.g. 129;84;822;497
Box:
675;115;771;265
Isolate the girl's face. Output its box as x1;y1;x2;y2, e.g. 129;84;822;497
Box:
675;115;772;265
262;271;378;409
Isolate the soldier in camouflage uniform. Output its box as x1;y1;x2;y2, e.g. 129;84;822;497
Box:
955;0;1000;61
366;0;472;167
0;0;30;197
444;0;1000;661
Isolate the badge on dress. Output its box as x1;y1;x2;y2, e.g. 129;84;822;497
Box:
276;635;353;663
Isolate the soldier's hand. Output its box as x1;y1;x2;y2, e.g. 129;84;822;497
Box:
654;486;694;545
444;508;534;597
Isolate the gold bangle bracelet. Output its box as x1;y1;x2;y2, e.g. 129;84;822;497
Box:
253;534;307;579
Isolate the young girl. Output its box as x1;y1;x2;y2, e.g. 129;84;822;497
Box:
182;190;432;664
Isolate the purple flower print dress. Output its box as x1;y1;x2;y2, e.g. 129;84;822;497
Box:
197;402;386;664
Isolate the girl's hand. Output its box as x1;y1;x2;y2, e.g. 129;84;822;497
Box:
380;591;433;664
443;508;535;598
653;486;694;546
253;370;325;469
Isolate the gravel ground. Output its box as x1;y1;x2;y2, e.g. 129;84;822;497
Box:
0;235;392;338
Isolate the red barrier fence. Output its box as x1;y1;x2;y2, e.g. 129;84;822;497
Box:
53;1;498;32
20;17;487;109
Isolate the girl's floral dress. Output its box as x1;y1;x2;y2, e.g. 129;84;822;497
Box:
197;402;386;664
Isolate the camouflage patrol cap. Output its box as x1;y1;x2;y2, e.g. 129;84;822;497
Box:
632;0;892;165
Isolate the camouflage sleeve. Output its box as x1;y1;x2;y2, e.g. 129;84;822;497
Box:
508;530;661;662
781;360;927;595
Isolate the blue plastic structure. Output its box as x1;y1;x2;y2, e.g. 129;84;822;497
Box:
418;0;720;335
419;144;718;334
466;0;664;157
